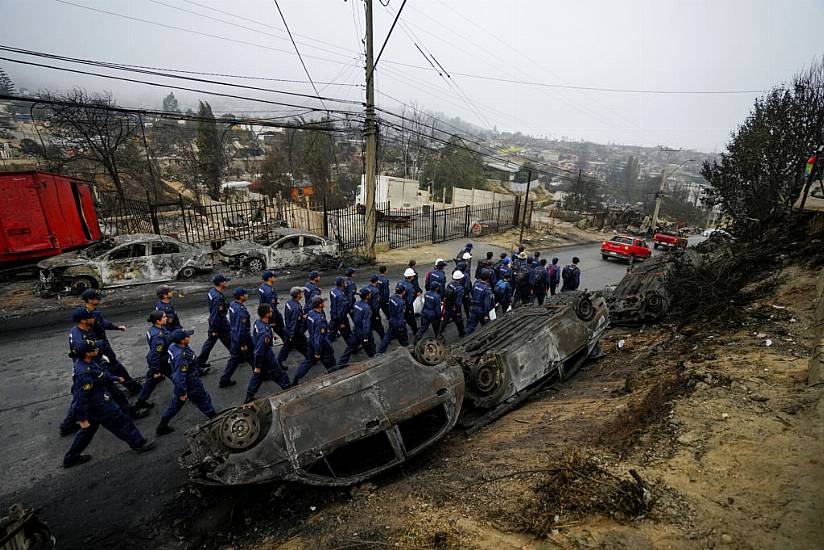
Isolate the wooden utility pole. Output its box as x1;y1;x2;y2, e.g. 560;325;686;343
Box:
650;169;666;237
363;0;377;261
519;169;532;244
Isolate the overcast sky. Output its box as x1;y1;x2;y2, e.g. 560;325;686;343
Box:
2;0;823;152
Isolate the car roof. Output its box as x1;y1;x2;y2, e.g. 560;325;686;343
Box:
268;228;324;239
109;234;182;244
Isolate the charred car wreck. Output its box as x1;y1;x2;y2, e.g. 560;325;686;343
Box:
181;291;608;486
606;250;700;325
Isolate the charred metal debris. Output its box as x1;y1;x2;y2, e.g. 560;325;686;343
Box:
180;291;609;487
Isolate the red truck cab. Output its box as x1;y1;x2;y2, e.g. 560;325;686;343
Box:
653;229;688;250
601;235;651;262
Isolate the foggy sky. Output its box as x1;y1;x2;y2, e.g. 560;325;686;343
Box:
2;0;822;152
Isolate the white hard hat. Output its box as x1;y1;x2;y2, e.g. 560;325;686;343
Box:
462;252;472;260
435;258;445;266
452;270;464;280
404;268;416;277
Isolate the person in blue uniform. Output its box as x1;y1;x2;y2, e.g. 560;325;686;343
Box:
244;304;291;403
156;329;217;435
220;287;253;388
338;288;376;367
407;260;422;296
534;258;550;305
455;242;473;272
292;296;337;385
548;257;561;296
134;310;171;411
329;276;352;343
63;340;155;468
377;284;410;353
442;271;466;338
344;267;357;318
425;259;448;291
80;289;141;395
415;281;443;343
400;268;418;333
258;270;286;340
494;272;514;315
197;274;232;371
155;285;181;331
466;269;494;335
377;266;391;318
303;271;322;314
277;286;308;366
497;256;512;282
561;257;581;292
458;258;473;316
366;275;385;340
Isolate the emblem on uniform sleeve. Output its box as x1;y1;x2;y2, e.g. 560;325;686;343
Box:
82;382;92;391
156;344;164;352
181;365;189;372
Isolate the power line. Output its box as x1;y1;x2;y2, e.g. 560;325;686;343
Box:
369;0;407;82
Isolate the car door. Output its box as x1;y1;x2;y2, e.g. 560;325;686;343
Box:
147;239;185;282
100;242;150;286
301;235;329;263
267;235;304;267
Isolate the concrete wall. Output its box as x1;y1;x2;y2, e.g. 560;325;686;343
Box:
451;187;513;207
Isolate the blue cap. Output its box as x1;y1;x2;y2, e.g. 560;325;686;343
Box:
345;267;356;276
262;270;275;280
395;282;406;291
503;257;511;264
334;276;345;286
233;287;248;298
213;274;231;284
479;268;492;279
359;287;371;298
430;281;441;290
80;289;103;301
170;328;194;342
74;339;100;355
308;270;319;278
72;307;95;323
465;243;473;249
369;274;379;283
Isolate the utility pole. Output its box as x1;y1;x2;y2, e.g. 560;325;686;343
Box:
363;0;377;261
519;168;532;244
649;169;666;237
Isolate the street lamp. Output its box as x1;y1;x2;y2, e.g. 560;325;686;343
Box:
650;158;695;236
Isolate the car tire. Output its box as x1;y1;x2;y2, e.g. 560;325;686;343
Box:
246;257;265;273
601;254;609;261
178;266;197;280
71;276;96;295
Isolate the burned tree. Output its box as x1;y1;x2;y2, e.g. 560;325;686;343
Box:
42;89;138;203
195;101;225;201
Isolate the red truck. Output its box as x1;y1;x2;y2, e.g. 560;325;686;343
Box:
0;171;101;266
601;235;652;262
653;229;688;250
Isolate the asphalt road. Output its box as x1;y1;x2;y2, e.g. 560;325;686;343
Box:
0;239;642;548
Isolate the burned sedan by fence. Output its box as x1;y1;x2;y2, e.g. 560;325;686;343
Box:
180;347;463;486
37;234;213;294
217;228;339;273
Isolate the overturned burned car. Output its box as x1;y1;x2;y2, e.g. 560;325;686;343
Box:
217;228;339;273
181;291;608;487
37;234;212;294
606;250;701;325
181;347;463;486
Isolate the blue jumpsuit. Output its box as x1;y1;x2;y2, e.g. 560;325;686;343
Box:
161;343;216;423
329;287;352;342
425;268;446;291
136;325;171;404
494;279;514;314
88;309;139;392
466;280;494;335
245;319;290;400
277;298;308;365
378;295;409;353
532;265;549;305
399;279;418;333
443;281;465;337
561;265;581;291
377;275;390;317
293;309;337;384
198;287;231;368
338;299;376;367
367;283;385;339
258;282;286;339
344;277;357;315
63;358;147;465
155;300;181;331
220;300;254;385
303;281;321;314
415;289;443;341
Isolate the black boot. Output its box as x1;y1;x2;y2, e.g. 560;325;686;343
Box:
156;419;174;436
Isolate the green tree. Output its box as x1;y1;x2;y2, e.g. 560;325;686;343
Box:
258;148;290;198
0;67;14;95
195;101;224;201
162;92;180;113
514;161;537;183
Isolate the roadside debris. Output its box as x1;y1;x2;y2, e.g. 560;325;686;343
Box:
0;503;55;550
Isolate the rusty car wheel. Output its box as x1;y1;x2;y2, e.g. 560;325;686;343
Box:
414;337;445;366
220;409;262;450
573;294;595;322
178;266;196;279
246;257;265;273
71;276;96;295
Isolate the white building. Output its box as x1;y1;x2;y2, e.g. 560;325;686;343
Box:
357;175;430;208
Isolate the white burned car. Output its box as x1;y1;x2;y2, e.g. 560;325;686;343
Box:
37;234;212;294
217;228;339;273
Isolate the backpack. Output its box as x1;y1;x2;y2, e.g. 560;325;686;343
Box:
494;279;508;297
514;265;529;286
562;265;576;285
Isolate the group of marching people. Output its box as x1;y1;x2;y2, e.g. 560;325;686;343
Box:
59;242;583;468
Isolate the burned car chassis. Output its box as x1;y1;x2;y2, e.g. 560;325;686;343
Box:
181;291;608;487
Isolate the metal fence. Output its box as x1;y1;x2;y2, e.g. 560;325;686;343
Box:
97;193;528;252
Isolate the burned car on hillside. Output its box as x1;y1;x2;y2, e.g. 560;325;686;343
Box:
180;347;463;486
181;291;609;487
217;228;339;273
37;234;212;294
